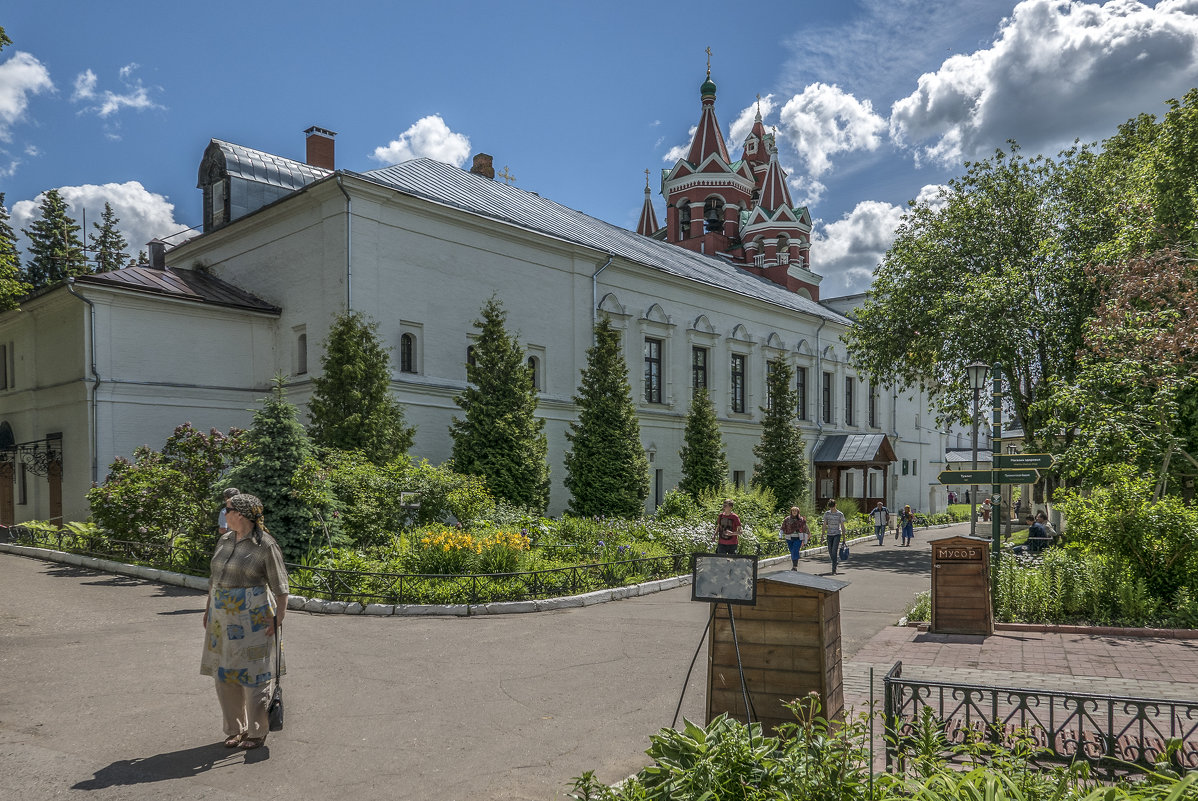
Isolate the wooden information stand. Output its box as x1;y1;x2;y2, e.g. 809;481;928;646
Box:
706;572;848;733
930;535;993;635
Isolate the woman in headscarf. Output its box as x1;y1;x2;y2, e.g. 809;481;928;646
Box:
200;493;288;749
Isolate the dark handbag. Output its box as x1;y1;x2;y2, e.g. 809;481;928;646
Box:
268;617;284;731
838;542;850;562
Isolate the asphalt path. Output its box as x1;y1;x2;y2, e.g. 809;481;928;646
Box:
0;523;956;800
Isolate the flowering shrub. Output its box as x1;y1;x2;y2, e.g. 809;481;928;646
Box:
403;526;530;575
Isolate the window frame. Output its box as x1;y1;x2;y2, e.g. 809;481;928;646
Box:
731;353;747;414
643;337;663;404
822;371;833;424
844;376;855;427
399;333;416;374
796;365;807;420
691;345;708;391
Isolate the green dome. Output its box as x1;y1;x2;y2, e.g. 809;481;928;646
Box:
700;76;717;96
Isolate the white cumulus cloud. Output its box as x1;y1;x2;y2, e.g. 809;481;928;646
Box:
811;199;908;295
0;51;54;142
662;125;697;163
12;182;186;265
728;94;776;146
371;115;471;166
890;0;1198;167
777;83;887;178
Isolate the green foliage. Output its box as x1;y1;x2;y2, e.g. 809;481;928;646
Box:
21;189;88;289
655;488;700;520
87;423;244;548
564;318;649;517
226;376;329;561
677;388;727;499
1056;467;1198;602
752;360;810;510
401;459;495;526
0;194;29;311
450;295;550;512
87;202;129;273
308;311;414;465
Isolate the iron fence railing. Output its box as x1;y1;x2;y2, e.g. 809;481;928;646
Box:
5;526;210;575
883;661;1198;778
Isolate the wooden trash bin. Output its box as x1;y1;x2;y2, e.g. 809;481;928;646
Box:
706;572;848;734
930;535;993;635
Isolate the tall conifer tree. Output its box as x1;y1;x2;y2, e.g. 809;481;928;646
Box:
308;311;414;464
226;377;326;561
564;318;649;517
0;194;29;311
752;359;810;510
678;388;727;499
22;189;87;289
88;202;129;273
450;295;550;511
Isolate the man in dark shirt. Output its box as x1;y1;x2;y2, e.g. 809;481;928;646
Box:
1025;514;1049;554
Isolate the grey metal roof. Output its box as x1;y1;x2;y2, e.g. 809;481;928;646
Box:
210;139;330;191
353;158;850;324
812;433;891;463
763;571;849;593
945;450;993;464
76;267;281;313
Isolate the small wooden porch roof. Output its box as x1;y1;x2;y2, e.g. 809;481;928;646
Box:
812;433;896;466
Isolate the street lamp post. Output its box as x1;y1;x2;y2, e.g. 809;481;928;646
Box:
966;362;989;538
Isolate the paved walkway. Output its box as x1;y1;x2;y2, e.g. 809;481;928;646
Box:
3;521;1197;800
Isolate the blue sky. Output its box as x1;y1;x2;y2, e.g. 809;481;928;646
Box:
4;1;1198;296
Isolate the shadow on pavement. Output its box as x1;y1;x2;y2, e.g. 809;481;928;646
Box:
72;742;259;788
785;541;931;577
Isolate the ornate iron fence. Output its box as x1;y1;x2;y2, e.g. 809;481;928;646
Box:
883;661;1198;778
5;525;210;575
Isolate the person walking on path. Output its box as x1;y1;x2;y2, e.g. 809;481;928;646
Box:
822;500;846;575
201;492;289;750
781;506;809;570
899;504;915;546
870;501;889;545
715;499;742;555
216;486;240;535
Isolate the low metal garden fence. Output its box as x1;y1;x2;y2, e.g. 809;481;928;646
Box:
883;661;1198;778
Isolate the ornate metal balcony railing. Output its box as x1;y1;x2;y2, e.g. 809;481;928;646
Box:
883;661;1198;778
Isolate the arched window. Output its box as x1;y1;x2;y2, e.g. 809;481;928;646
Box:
527;356;539;390
400;333;416;373
677;203;691;232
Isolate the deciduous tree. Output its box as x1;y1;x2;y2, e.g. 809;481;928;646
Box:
450;295;549;512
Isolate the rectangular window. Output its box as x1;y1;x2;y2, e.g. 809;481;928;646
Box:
731;354;746;413
902;459;909;476
643;338;662;403
868;382;877;428
912;459;917;476
845;376;855;426
0;344;6;390
822;371;833;424
733;470;746;489
691;346;708;390
795;366;807;420
765;360;779;411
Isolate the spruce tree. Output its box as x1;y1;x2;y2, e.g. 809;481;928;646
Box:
226;376;324;561
679;388;728;499
564;318;649;517
752;359;810;510
308;310;414;464
450;295;550;511
0;194;29;311
21;189;88;289
131;250;149;267
88;202;129;273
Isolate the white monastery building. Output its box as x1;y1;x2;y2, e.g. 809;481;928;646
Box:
0;71;961;525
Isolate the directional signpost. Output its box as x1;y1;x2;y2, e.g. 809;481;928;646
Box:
937;468;1040;485
993;453;1055;470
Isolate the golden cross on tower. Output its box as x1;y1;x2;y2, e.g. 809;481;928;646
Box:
756;93;762;114
705;46;712;76
497;166;516;185
644;168;651;190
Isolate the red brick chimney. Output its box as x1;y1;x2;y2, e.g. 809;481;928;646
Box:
304;126;337;170
469;153;495;180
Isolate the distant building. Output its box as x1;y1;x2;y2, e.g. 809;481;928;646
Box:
0;74;959;526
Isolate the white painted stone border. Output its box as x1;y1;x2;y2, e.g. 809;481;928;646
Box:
1;531;887;617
